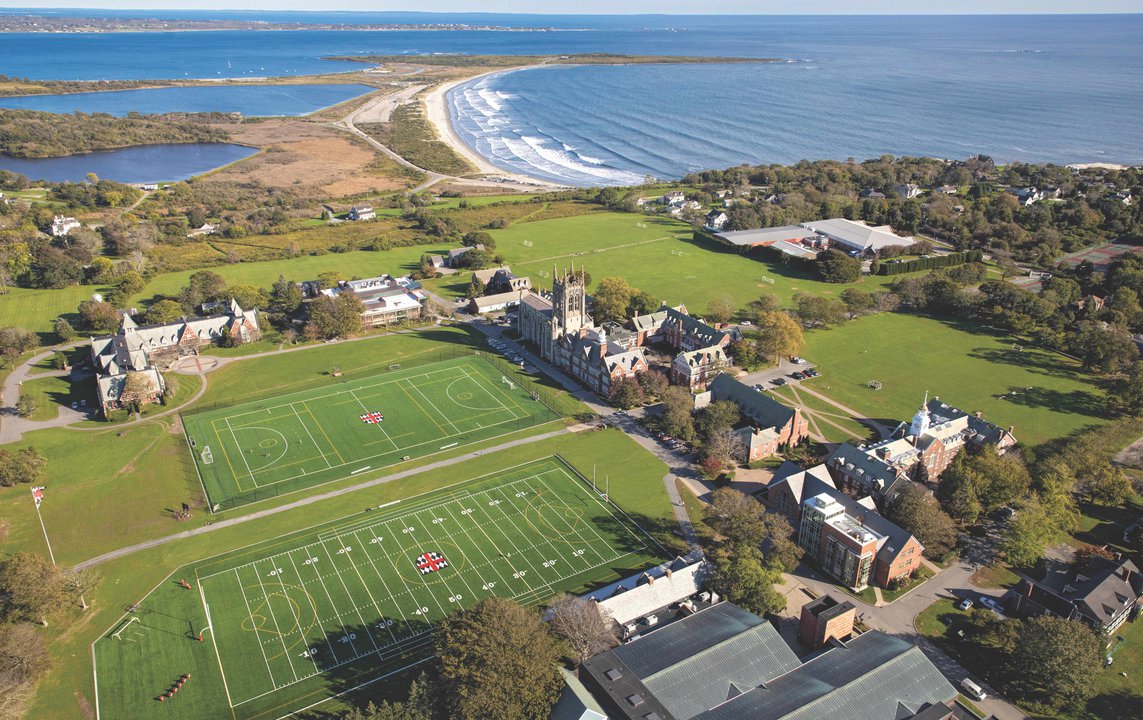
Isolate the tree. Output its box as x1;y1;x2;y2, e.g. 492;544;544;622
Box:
608;377;644;410
753;311;804;362
65;569;100;610
1076;460;1131;505
465;276;486;300
15;392;36;419
0;622;51;720
701;427;744;470
435;597;563;720
547;593;617;666
50;351;67;371
794;294;846;328
119;371;155;412
144;299;185;325
636;369;669;400
76;300;119;333
936;457;982;525
694;400;740;443
178;270;228;312
1001;499;1054;567
658;386;696;442
0;326;37;367
707;544;785;615
1012;616;1102;710
53;317;75;342
815;248;862;283
840;288;876;318
885;484;958;559
704;487;767;546
747;293;780;323
341;676;434;720
0;448;46;488
730;337;760;369
0;553;68;626
316;271;342;290
227;284;269;311
270;274;303;314
592;277;634;324
306;293;364;340
706;294;735;325
462;230;495;251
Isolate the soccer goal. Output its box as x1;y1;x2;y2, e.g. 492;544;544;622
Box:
200;446;214;465
389;363;402;371
759;276;776;285
867;380;883;390
636;222;647;228
522;240;534;247
502;375;517;390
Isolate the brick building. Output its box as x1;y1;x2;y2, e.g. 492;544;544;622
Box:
798;594;856;649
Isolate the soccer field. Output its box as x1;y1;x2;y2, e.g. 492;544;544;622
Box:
93;457;661;720
183;355;557;510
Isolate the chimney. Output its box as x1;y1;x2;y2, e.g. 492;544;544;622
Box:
665;568;673;578
974;411;983;419
1008;425;1015;434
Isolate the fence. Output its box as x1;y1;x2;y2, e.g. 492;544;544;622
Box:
475;351;586;419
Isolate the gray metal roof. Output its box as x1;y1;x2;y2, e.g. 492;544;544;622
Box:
613;603;768;678
693;631;956;720
714;226;819;247
800;218;914;252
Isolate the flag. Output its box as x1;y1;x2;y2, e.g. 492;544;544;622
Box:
360;411;384;424
31;486;44;507
414;551;448;574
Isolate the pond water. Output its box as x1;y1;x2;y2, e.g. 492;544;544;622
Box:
0;83;375;117
0;143;259;183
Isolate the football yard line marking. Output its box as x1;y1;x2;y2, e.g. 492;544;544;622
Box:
249;563;304;683
316;538;382;657
355;526;416;637
287;553;339;667
440;502;516;595
412;509;476;608
236;567;287;686
466;487;549;593
380;517;451;620
494;479;588;579
534;471;619;565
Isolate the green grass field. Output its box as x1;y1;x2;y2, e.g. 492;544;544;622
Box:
184;354;556;510
92;456;661;720
801;313;1107;447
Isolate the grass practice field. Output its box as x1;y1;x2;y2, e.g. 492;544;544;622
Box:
93;457;661;720
183;354;556;510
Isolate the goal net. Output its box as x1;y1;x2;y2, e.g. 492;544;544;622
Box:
201;446;214;465
502;375;517;390
389;363;402;371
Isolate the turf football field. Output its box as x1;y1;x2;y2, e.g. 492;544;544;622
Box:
182;355;555;510
92;457;661;720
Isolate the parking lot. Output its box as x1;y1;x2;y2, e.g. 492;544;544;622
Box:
737;357;819;391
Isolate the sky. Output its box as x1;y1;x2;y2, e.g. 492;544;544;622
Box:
1;1;1140;14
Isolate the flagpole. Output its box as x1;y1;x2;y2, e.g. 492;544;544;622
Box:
34;501;55;565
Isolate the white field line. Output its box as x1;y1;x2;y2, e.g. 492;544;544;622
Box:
348;526;406;641
249;562;305;683
492;479;596;582
410;507;479;609
439;501;517;595
379;516;451;620
465;484;552;591
347;387;401;452
235;567;281;689
287;553;342;666
199;580;235;709
331;531;398;648
226;417;257;484
402;377;462;435
315;537;382;657
535;471;621;565
292;403;333;470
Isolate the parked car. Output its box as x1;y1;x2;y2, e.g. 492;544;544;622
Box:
791;356;806;364
960;678;987;702
957;598;973;611
772;378;787;386
805;368;820;378
978;596;1004;614
791;371;805;380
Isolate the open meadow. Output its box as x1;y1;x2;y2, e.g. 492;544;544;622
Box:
800;312;1108;448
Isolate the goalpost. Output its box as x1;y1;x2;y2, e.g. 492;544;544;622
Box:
200;446;214;465
501;375;517;390
389;363;402;371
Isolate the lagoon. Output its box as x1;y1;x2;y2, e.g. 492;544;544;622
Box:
0;84;376;117
0;143;258;183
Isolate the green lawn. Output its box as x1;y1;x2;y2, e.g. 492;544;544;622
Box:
185;354;557;510
17;374;87;421
93;456;662;720
0;284;102;340
768;383;878;444
880;566;933;603
24;429;672;719
801;313;1107;447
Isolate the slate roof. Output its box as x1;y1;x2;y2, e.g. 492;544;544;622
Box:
693;631;957;720
1022;556;1143;630
665;307;728;347
827;442;909;495
709;373;796;431
924;398;1015;448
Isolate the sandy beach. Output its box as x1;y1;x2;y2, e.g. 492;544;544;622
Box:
422;66;570;189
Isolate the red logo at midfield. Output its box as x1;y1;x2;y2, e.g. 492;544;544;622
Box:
414;551;449;574
360;411;384;424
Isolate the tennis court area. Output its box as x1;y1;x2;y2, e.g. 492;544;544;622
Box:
92;457;661;720
182;355;557;510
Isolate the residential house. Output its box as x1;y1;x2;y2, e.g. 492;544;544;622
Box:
935;185;959;195
50;215;81;237
1116;190;1134;206
705;210;729;231
580;602;957;720
895;183;922;199
89;300;259;415
697;373;809;461
765;462;925;590
320;274;426;327
473;266;531;294
186;223;218;238
661;190;686;206
1009;187;1045;206
446;243;485;268
860;189;887;200
427;254;446;271
347;205;376;221
800;218;916;255
1015;556;1143;637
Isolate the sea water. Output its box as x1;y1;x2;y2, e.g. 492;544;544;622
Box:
1;13;1140;185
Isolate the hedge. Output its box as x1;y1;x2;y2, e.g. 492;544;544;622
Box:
877;249;983;275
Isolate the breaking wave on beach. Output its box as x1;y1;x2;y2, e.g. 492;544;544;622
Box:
448;72;647;187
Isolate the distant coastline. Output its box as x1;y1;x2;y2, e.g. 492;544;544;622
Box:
0;14;570;33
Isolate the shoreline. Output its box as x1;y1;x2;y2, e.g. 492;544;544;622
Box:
422;66;571;189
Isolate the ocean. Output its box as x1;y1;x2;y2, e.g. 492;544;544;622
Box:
1;12;1141;186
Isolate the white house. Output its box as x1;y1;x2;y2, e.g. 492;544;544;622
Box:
348;205;376;221
705;210;729;231
50;215;81;237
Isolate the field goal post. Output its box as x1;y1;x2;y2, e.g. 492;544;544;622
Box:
200;446;214;465
867;380;883;390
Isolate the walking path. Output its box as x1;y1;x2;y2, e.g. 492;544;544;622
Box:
73;425;571;571
793;383;893;439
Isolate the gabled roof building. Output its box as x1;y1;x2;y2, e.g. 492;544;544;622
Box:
1015;556;1143;636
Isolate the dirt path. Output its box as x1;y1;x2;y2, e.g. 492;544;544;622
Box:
793;383;892;439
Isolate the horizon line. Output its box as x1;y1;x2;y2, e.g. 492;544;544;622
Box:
4;8;1143;17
